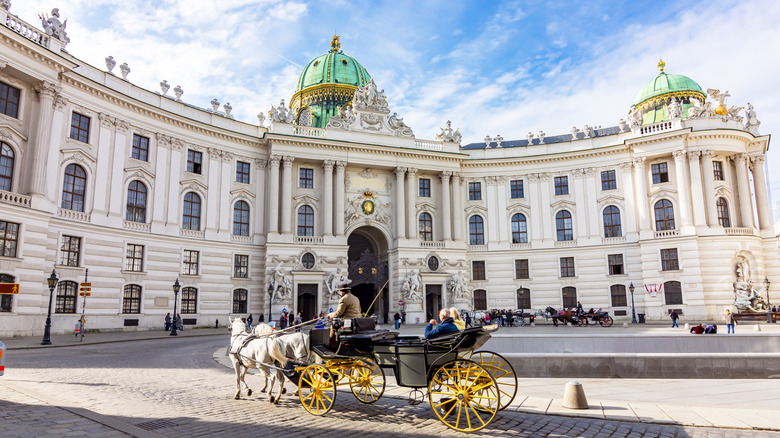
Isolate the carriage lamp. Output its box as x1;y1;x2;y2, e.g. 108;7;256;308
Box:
766;277;772;323
171;278;180;336
267;282;274;324
629;282;637;324
41;269;59;345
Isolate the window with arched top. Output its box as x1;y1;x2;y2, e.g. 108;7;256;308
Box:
473;289;487;310
0;143;14;191
61;164;87;212
126;180;147;223
233;200;250;236
182;192;201;230
717;197;731;227
419;212;433;241
297;205;314;236
468;215;485;245
654;199;675;231
555;210;573;241
511;213;528;244
55;280;78;313
603;205;622;238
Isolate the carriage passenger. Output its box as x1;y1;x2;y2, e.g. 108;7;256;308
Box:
449;308;465;330
425;309;459;339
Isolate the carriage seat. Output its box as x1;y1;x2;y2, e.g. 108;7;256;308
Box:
347;317;388;335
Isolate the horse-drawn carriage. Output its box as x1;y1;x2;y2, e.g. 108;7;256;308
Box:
229;317;517;432
579;310;614;327
544;307;613;327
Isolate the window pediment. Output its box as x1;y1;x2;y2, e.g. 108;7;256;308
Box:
123;167;155;188
597;194;624;207
550;199;576;210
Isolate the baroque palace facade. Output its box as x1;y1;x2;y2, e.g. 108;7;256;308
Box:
0;6;778;336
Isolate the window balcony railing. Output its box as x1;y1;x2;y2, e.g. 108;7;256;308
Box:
639;121;673;135
180;229;204;239
0;190;31;208
602;236;627;244
122;220;151;232
554;240;577;247
293;126;326;138
510;243;531;250
57;208;91;223
654;229;680;239
295;236;323;244
420;241;445;248
725;227;755;236
468;244;488;251
231;235;253;243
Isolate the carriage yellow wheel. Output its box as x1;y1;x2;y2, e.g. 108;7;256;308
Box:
428;360;500;432
349;358;385;404
470;351;518;411
298;364;336;416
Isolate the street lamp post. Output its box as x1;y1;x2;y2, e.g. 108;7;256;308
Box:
629;282;637;324
765;277;771;323
267;282;273;324
41;269;58;345
170;278;180;336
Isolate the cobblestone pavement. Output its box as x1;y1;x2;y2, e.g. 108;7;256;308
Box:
2;335;779;438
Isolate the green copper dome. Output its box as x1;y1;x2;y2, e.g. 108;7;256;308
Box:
290;36;372;128
630;60;706;125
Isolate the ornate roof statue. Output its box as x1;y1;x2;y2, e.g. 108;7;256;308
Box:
330;34;341;53
435;121;461;144
39;8;70;46
105;56;116;73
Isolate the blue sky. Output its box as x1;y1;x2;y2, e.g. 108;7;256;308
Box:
14;0;780;221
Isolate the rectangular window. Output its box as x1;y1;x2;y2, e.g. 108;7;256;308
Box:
651;162;669;184
610;284;628;307
0;82;21;118
59;235;81;267
468;182;482;200
661;248;679;271
233;289;248;313
510;180;524;199
131;134;149;161
55;281;77;313
713;161;724;181
122;284;142;314
183;250;199;275
181;287;197;314
608;254;624;275
0;220;19;258
514;259;529;279
472;261;486;281
0;295;11;312
186;150;202;174
664;281;683;305
418;178;431;197
516;288;531;309
236;161;250;184
69;113;90;143
601;170;617;190
560;257;575;277
234;254;249;278
554;176;569;195
562;287;577;309
125;244;144;272
299;168;313;189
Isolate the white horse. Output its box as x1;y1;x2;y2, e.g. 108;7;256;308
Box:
228;318;285;403
533;309;551;324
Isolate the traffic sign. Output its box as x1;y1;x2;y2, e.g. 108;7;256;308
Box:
0;283;19;294
398;300;404;306
80;282;91;287
79;287;91;291
282;308;287;313
79;292;91;297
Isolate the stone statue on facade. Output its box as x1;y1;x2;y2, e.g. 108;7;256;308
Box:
352;79;389;111
537;132;544;144
726;105;743;123
618;119;628;132
583;125;595;138
745;103;760;130
119;62;130;80
570;126;580;139
223;102;233;118
448;271;469;300
160;80;170;96
687;97;712;119
269;99;293;123
733;259;767;312
210;98;220;112
435;121;461;144
327;105;356;129
707;88;730;108
526;132;534;144
105;56;116;74
401;270;422;301
325;267;352;299
270;262;289;302
257;111;266;127
39;8;70;46
495;135;504;147
628;106;643;127
174;85;183;101
484;135;492;147
0;0;10;11
666;97;682;119
387;112;413;137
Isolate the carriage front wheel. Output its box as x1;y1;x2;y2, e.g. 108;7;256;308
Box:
429;359;500;432
298;364;336;416
349;358;385;404
600;316;614;327
470;351;517;411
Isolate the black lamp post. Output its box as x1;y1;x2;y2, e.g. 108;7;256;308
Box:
41;269;58;345
267;282;273;324
629;282;637;324
765;277;771;323
170;278;180;336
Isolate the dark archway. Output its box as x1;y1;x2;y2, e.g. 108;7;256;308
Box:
347;226;389;322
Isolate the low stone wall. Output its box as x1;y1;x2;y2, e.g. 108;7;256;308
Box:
502;353;780;378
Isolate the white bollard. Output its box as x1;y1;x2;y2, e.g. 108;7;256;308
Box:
622;322;629;328
562;381;589;409
754;324;761;332
684;323;690;331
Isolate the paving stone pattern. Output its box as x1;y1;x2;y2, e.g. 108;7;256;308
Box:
1;336;779;438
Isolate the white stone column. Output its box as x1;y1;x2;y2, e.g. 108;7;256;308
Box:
322;160;334;236
165;140;183;227
254;158;266;234
452;173;463;242
152;136;169;226
406;168;418;239
267;155;281;234
751;155;772;229
495;176;508;242
619;162;637;234
528;174;542;241
206;148;221;232
30;82;58;196
572;170;588;237
395;167;407;239
108;120;129;218
93;113;114;214
219;152;233;233
585;168;599;237
485;177;498;243
700;151;718;226
632;157;650;231
673;150;692;227
45;95;67;201
734;153;755;228
440;171;452;241
687;151;706;227
335;161;346;236
539;173;552;240
280;156;294;235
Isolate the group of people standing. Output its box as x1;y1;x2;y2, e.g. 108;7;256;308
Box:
164;313;183;331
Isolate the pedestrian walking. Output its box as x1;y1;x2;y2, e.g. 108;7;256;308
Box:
294;313;302;331
246;314;253;330
279;312;288;330
725;309;737;334
394;312;401;330
175;314;184;331
465;313;472;328
670;309;679;328
164;313;171;331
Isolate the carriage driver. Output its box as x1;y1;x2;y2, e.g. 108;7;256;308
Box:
327;286;362;346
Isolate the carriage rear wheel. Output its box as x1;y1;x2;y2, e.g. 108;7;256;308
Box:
470;351;517;411
349;358;385;404
577;317;588;327
298;364;336;416
600;316;614;327
429;359;499;432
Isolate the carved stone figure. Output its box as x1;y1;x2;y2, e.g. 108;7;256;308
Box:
571;126;580;139
269;99;293;123
105;56;116;73
119;62;130;80
270;262;288;302
448;271;469;300
436;121;461;143
726;105;743;122
387;112;413;137
223;102;233;118
707;88;730;108
526;132;534;144
257;112;266;126
401;270;422;301
537;131;544;144
159;80;170;95
734;280;766;312
628;106;643;127
666;97;682;119
745;103;760;129
687;97;712;119
327;105;356;129
325;267;352;299
0;0;10;11
210;98;220;112
174;85;183;101
39;8;69;45
352;79;389;111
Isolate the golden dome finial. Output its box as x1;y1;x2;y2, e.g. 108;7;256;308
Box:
330;35;341;52
657;59;666;72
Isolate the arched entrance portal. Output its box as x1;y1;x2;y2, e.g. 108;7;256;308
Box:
347;226;389;323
